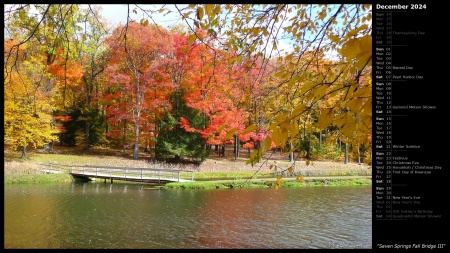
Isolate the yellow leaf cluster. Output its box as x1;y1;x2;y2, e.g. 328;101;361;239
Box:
317;108;334;130
287;167;293;174
243;124;259;134
246;149;260;166
197;7;204;20
225;128;237;140
274;177;285;189
271;126;288;148
339;34;372;70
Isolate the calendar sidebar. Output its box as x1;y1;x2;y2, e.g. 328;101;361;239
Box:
373;3;448;249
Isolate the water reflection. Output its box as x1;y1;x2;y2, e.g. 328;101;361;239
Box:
4;182;371;249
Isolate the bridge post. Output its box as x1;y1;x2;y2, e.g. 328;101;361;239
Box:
178;171;180;182
191;171;194;181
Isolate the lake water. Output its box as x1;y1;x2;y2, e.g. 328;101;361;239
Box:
4;182;372;249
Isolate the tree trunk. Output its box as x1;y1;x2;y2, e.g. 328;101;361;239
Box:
289;142;294;162
344;143;349;164
133;74;141;160
234;134;240;160
221;144;226;157
208;144;212;155
21;146;27;159
104;107;108;135
84;75;92;150
360;144;366;164
122;119;127;155
85;122;90;150
306;134;311;159
357;144;361;164
255;140;261;162
133;124;139;159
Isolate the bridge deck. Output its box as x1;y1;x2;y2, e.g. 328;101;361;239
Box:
41;163;195;184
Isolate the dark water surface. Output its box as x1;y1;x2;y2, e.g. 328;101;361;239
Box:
4;182;372;249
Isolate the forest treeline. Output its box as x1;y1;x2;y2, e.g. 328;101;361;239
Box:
4;4;372;164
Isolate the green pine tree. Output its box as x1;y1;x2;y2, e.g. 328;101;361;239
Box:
154;89;207;163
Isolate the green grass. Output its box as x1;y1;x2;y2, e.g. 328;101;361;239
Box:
190;171;273;180
4;174;73;184
163;176;372;190
3;171;372;188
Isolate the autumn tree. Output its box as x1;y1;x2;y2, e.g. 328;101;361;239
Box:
234;56;279;159
104;22;174;159
101;70;133;152
4;40;59;158
72;5;111;149
4;5;95;150
4;5;86;156
177;30;249;158
5;4;111;150
153;32;205;162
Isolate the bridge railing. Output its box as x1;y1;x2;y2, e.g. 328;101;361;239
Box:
40;163;195;182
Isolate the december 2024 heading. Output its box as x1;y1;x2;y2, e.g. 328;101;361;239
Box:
376;4;427;10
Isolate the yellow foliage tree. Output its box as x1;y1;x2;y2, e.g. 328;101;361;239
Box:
4;40;59;159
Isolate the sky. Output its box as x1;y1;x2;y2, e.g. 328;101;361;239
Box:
97;4;294;55
96;4;371;59
5;4;370;59
98;4;186;28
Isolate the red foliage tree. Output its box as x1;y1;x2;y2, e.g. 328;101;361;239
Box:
103;22;174;158
177;30;250;157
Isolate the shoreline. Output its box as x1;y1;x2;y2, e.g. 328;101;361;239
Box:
4;173;372;189
4;147;372;188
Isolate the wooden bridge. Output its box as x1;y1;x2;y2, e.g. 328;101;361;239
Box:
41;163;195;184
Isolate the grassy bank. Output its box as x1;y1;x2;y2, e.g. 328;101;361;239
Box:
162;176;372;190
4;173;73;184
3;173;372;188
4;174;372;189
